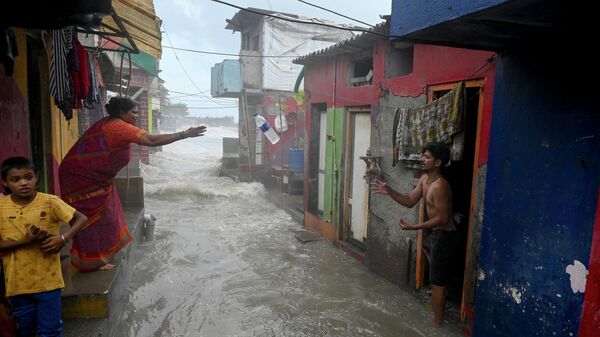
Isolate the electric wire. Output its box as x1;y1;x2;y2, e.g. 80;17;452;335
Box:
162;46;300;58
169;89;212;95
162;105;238;110
210;0;388;38
162;25;237;107
296;0;375;28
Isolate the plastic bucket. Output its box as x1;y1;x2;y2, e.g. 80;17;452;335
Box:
288;148;304;173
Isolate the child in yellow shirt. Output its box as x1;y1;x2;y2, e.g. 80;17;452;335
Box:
0;157;87;337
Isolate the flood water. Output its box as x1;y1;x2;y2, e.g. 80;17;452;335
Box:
114;126;464;337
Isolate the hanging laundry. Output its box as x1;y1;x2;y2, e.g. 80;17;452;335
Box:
395;82;466;162
49;28;74;120
85;53;99;108
67;38;78;74
93;57;105;88
0;27;18;76
69;37;91;110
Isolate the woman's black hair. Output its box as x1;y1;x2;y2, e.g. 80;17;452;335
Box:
105;97;138;118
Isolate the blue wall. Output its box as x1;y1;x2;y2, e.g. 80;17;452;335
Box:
473;50;599;336
390;0;507;37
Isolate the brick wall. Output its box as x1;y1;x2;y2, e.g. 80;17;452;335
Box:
129;69;152;165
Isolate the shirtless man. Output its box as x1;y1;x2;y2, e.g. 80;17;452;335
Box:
371;142;458;326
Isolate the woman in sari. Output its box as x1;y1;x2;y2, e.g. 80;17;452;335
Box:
59;97;206;271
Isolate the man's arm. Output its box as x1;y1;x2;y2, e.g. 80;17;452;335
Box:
399;184;450;230
40;211;88;254
371;178;423;208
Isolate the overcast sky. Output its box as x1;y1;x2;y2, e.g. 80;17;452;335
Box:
154;0;391;119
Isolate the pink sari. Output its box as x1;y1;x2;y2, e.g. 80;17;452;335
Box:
59;118;142;271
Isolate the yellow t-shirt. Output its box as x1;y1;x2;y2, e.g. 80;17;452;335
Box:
0;192;75;296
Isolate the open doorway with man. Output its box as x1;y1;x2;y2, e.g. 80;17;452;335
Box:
418;80;485;322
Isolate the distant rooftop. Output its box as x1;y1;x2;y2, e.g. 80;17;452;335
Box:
293;17;389;65
225;7;360;32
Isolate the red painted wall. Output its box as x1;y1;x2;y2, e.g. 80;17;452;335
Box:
263;94;302;165
303;41;496;165
0;66;30;186
580;187;600;336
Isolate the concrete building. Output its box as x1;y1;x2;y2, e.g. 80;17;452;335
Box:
212;8;354;183
389;0;598;336
294;19;496;333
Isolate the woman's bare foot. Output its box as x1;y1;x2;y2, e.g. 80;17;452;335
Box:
99;263;115;271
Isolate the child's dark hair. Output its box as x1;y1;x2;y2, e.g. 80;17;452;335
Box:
1;157;36;194
422;142;451;168
1;156;36;181
105;97;138;118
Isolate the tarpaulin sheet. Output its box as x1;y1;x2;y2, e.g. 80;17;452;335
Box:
262;17;353;91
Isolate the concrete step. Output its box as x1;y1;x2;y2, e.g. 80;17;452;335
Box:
61;263;114;318
338;240;366;264
61;207;145;337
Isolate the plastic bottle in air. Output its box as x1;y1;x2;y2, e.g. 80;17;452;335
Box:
253;113;280;144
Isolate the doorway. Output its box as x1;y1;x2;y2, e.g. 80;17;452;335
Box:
415;80;484;311
308;103;327;217
26;36;52;193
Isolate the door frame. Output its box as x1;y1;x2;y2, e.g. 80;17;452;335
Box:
318;110;327;215
413;79;485;320
26;35;52;193
342;106;371;247
307;103;326;216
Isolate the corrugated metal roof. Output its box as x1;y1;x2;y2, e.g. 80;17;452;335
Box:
102;0;162;59
293;19;389;64
226;7;296;31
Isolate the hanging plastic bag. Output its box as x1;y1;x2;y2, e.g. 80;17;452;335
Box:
274;114;288;133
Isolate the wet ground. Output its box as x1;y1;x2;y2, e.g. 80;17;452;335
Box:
109;129;466;337
114;194;464;337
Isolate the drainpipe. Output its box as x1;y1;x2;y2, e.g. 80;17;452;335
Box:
278;96;283;170
293;67;305;93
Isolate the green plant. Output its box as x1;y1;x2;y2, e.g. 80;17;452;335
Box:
293;90;304;106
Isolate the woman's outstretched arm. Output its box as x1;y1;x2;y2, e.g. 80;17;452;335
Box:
139;125;207;147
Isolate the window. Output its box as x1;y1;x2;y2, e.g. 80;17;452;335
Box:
250;35;259;51
349;56;373;87
385;42;413;78
241;32;251;50
241;32;259;51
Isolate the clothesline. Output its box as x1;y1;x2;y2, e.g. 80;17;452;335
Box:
393;82;466;166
